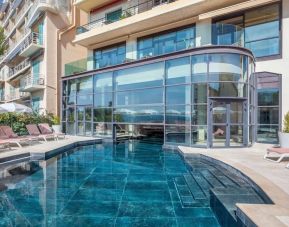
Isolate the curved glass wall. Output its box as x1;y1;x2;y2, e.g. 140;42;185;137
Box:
62;50;255;147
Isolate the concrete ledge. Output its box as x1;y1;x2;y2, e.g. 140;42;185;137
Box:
178;145;289;227
0;136;102;164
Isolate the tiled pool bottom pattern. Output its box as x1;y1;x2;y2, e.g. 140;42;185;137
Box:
0;140;265;226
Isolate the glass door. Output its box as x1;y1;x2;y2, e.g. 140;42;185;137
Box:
76;106;92;136
210;99;245;147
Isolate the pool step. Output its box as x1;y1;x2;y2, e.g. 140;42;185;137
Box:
173;176;196;207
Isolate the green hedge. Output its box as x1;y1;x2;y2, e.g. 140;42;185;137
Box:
0;113;54;136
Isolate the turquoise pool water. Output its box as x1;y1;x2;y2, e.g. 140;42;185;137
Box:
0;140;267;226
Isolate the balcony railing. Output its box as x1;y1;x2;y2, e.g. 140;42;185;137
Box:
20;74;45;91
66;23;244;76
21;32;43;52
8;59;31;79
76;0;176;35
6;88;30;101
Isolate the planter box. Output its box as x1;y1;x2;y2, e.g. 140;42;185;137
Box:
278;132;289;148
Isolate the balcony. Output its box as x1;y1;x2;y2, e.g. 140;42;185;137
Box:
6;88;30;101
66;23;244;76
73;0;115;13
27;0;58;27
20;74;45;92
8;59;31;81
76;0;229;47
19;32;44;57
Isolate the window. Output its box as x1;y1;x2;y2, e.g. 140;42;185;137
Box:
213;3;280;58
94;44;126;69
106;9;122;23
245;4;280;58
137;26;195;59
256;73;280;143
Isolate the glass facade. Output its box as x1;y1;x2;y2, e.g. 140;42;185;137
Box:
213;3;280;58
256;73;281;143
137;26;196;59
62;50;255;147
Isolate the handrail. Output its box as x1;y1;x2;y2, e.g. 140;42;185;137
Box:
9;59;31;78
20;32;43;53
6;88;30;100
76;0;176;34
20;73;45;90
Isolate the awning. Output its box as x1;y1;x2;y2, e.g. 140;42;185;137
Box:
11;0;23;10
0;2;9;13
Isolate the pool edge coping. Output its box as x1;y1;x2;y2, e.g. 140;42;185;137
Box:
177;146;289;227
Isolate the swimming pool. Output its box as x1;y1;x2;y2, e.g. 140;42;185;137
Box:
0;139;268;226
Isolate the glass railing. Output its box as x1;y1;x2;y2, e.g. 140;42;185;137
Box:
65;24;244;76
76;0;176;35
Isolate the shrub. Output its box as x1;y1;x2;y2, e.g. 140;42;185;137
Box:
0;113;55;135
283;111;289;133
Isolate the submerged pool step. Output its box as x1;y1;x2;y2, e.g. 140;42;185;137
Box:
173;176;196;207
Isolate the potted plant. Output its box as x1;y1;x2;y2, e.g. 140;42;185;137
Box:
279;111;289;147
52;116;61;133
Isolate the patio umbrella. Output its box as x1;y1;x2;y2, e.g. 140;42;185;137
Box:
0;102;33;113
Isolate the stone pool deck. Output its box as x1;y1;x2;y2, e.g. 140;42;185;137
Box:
179;143;289;227
0;136;101;164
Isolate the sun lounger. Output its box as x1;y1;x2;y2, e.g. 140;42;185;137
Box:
38;123;65;140
0;139;10;150
264;147;289;163
26;124;56;142
0;126;38;148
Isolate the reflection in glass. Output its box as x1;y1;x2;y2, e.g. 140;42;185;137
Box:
116;88;163;106
258;88;279;106
166;85;190;105
212;102;227;124
166;57;190;85
192;84;207;104
85;122;92;136
77;94;93;105
230;102;243;124
94;72;113;93
114;106;163;123
192;126;207;145
209;83;247;97
192;105;207;125
165;105;190;125
93;108;112;122
208;54;243;82
94;93;113;107
165;125;190;145
76;76;93;94
94;123;113;137
77;107;84;121
257;125;278;143
258;107;279;124
115;62;163;90
77;122;84;135
67;108;75;122
192;55;207;82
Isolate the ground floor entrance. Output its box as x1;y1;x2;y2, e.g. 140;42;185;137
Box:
209;99;248;148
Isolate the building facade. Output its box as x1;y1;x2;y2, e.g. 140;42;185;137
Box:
0;0;87;115
62;0;286;148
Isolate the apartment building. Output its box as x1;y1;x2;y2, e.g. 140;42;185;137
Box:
62;0;287;148
0;0;87;114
